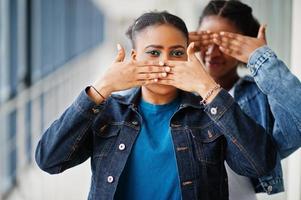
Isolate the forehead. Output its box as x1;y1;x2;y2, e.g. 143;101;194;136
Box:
134;24;187;48
198;16;241;33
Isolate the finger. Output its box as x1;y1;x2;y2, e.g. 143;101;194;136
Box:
135;60;162;66
214;36;241;47
218;46;242;57
164;60;183;68
189;31;198;36
137;72;168;80
136;66;166;73
137;79;158;86
219;32;245;42
189;32;213;45
187;42;198;62
257;24;267;43
114;44;125;62
137;77;173;86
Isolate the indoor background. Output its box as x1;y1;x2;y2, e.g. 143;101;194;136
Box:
0;0;300;199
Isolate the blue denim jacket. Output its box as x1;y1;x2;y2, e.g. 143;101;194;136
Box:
234;46;301;194
35;84;276;199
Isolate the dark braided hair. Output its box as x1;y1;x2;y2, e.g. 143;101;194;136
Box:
199;0;260;37
126;11;189;48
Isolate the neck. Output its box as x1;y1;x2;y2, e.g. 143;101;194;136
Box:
141;86;178;105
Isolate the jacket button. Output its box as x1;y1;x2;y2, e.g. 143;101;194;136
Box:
107;176;114;183
131;121;138;125
118;143;126;151
210;107;217;115
267;185;273;193
92;108;100;114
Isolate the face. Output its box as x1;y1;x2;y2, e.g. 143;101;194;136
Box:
132;24;188;96
198;16;241;82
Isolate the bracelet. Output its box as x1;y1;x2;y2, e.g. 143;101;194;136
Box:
90;85;106;101
200;84;221;105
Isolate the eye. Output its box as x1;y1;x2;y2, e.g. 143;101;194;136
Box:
146;50;161;56
170;50;185;57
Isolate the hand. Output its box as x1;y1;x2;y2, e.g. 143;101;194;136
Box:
91;44;167;102
212;25;267;63
158;42;220;103
189;31;214;52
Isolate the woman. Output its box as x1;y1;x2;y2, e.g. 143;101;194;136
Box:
35;11;276;200
190;0;301;199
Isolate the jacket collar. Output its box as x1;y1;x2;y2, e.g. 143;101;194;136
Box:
112;87;203;109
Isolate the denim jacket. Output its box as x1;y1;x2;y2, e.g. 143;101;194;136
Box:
234;46;301;194
35;84;276;199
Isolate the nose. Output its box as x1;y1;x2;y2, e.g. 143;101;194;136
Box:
206;44;222;57
162;53;169;62
160;52;170;63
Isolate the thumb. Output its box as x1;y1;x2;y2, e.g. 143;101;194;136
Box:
257;24;267;43
114;44;125;62
187;42;197;62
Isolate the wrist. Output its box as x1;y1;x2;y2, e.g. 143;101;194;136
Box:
93;81;113;99
87;81;113;105
198;83;222;105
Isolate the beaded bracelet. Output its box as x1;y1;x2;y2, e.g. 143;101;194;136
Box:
200;84;221;105
90;85;106;101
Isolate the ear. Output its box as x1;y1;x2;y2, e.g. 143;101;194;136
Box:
131;49;137;60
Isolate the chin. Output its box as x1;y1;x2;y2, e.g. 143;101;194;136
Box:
144;83;177;95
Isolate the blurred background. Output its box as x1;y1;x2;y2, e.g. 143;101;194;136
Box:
0;0;300;199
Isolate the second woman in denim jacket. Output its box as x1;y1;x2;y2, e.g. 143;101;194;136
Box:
190;0;301;198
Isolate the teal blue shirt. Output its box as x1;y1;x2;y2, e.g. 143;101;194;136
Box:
114;97;181;199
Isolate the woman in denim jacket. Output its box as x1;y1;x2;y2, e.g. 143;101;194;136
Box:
35;11;276;200
190;1;301;199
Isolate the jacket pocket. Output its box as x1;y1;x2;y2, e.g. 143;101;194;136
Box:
189;125;225;165
92;123;121;159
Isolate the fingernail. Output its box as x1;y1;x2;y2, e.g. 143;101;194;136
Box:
154;78;158;82
159;61;164;66
162;72;167;77
164;66;171;72
191;42;195;48
213;38;219;43
117;43;121;50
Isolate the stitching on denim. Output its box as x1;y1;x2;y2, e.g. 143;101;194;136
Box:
58;118;93;173
218;122;263;176
252;49;273;76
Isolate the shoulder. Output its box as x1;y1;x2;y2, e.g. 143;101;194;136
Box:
235;75;267;104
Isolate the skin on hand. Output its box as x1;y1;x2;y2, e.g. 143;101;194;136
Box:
158;42;220;100
189;30;214;52
90;23;221;105
88;44;168;104
212;25;267;63
190;23;267;64
193;16;267;91
131;24;220;104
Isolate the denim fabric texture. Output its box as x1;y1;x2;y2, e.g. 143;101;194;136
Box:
36;77;277;199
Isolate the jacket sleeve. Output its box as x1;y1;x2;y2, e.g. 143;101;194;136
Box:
247;46;301;158
204;89;277;178
35;88;105;174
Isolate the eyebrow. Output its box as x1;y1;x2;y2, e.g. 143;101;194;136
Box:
145;45;185;49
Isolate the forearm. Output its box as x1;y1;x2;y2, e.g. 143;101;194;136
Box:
204;89;276;177
35;88;104;174
248;46;301;122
